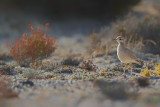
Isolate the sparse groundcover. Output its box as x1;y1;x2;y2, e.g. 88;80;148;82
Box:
94;80;137;101
30;60;59;70
0;61;16;75
0;77;18;99
62;56;83;66
79;60;98;72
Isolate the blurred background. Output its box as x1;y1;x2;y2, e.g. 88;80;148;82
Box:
0;0;141;38
0;0;160;54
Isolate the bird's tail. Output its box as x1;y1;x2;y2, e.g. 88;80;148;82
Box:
135;59;144;66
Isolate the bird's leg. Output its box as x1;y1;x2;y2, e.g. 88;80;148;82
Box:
124;63;126;74
130;63;132;76
122;63;126;75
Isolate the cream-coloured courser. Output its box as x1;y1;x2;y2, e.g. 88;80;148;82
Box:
115;36;141;75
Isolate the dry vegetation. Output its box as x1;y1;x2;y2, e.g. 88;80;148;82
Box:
88;1;160;55
6;24;58;66
90;14;160;55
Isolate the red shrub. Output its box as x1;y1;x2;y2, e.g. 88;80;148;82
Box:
9;24;58;66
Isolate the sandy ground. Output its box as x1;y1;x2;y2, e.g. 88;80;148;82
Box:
0;37;160;107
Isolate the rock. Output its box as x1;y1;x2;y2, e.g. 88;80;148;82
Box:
136;77;150;87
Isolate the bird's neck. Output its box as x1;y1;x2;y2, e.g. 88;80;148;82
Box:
118;42;125;46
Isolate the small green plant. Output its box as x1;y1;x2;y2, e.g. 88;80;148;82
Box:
141;63;160;77
141;67;153;77
154;64;160;76
80;60;98;72
8;24;58;66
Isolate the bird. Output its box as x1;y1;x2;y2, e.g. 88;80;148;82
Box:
114;36;142;75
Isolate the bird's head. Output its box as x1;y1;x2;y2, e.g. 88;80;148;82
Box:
114;36;125;44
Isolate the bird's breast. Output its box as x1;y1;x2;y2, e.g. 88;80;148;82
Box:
117;44;128;63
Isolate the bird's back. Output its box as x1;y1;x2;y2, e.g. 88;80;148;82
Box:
117;44;141;65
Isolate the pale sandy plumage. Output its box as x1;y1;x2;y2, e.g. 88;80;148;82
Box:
115;36;142;75
116;36;141;65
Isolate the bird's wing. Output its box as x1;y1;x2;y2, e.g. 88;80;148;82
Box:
124;47;141;65
125;48;138;59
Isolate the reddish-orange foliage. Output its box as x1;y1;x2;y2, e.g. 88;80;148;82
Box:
9;24;58;66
